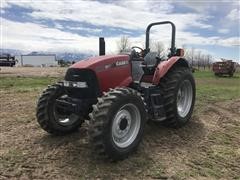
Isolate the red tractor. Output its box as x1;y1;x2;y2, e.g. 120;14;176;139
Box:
36;21;196;160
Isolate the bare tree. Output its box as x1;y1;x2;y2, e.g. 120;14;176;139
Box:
182;45;195;68
197;51;201;70
182;45;191;65
190;47;195;67
152;41;165;57
206;54;212;69
117;36;131;53
202;54;206;70
180;46;214;70
182;45;188;56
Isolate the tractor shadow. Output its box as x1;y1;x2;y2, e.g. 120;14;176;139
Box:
36;123;154;178
214;75;239;79
35;115;205;178
36;123;89;150
143;115;206;152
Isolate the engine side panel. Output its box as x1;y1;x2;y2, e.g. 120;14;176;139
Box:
70;55;132;92
152;56;189;85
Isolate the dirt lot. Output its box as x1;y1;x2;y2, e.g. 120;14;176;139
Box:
0;67;67;77
0;67;240;179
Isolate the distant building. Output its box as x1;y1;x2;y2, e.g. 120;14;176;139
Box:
20;54;58;67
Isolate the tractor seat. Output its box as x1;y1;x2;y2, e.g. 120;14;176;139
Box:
140;52;160;75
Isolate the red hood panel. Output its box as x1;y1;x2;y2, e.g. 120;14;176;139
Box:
69;54;132;92
71;54;130;69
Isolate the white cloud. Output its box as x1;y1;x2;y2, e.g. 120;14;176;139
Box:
54;22;64;29
67;26;102;33
117;0;174;13
217;37;240;46
1;0;10;9
176;0;217;12
1;18;124;54
218;28;230;34
1;0;239;61
3;0;212;31
226;9;240;21
150;28;239;48
2;16;238;57
1;18;99;53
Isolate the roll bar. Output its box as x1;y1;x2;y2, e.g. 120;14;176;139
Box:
145;21;176;56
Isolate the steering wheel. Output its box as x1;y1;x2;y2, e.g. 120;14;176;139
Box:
132;46;144;52
131;46;144;58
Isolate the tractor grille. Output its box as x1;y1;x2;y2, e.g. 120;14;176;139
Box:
64;68;100;99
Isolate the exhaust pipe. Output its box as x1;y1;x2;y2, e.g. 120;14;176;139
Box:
99;37;105;56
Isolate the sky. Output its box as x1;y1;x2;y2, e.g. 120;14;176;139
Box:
1;0;240;61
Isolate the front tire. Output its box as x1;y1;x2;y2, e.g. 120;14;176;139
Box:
89;88;146;161
36;84;84;135
159;67;196;128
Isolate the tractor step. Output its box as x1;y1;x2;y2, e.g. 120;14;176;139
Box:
141;86;167;121
150;92;166;120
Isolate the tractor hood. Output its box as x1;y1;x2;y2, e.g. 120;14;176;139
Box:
68;54;132;92
71;54;130;70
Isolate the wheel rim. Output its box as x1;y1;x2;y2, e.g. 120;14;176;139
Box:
112;103;141;148
55;113;79;126
53;95;79;126
177;80;193;118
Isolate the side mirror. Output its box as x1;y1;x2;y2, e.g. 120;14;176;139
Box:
176;48;184;57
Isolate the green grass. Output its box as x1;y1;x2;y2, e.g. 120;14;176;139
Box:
1;70;239;101
0;77;60;92
194;70;240;103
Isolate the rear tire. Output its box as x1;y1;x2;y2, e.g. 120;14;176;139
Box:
159;67;196;128
36;84;84;135
89;88;146;161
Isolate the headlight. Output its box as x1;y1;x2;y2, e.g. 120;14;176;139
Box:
63;81;88;88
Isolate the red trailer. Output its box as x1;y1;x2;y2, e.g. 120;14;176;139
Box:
212;60;237;77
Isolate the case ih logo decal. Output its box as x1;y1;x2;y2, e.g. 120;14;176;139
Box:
115;60;129;66
96;60;129;72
